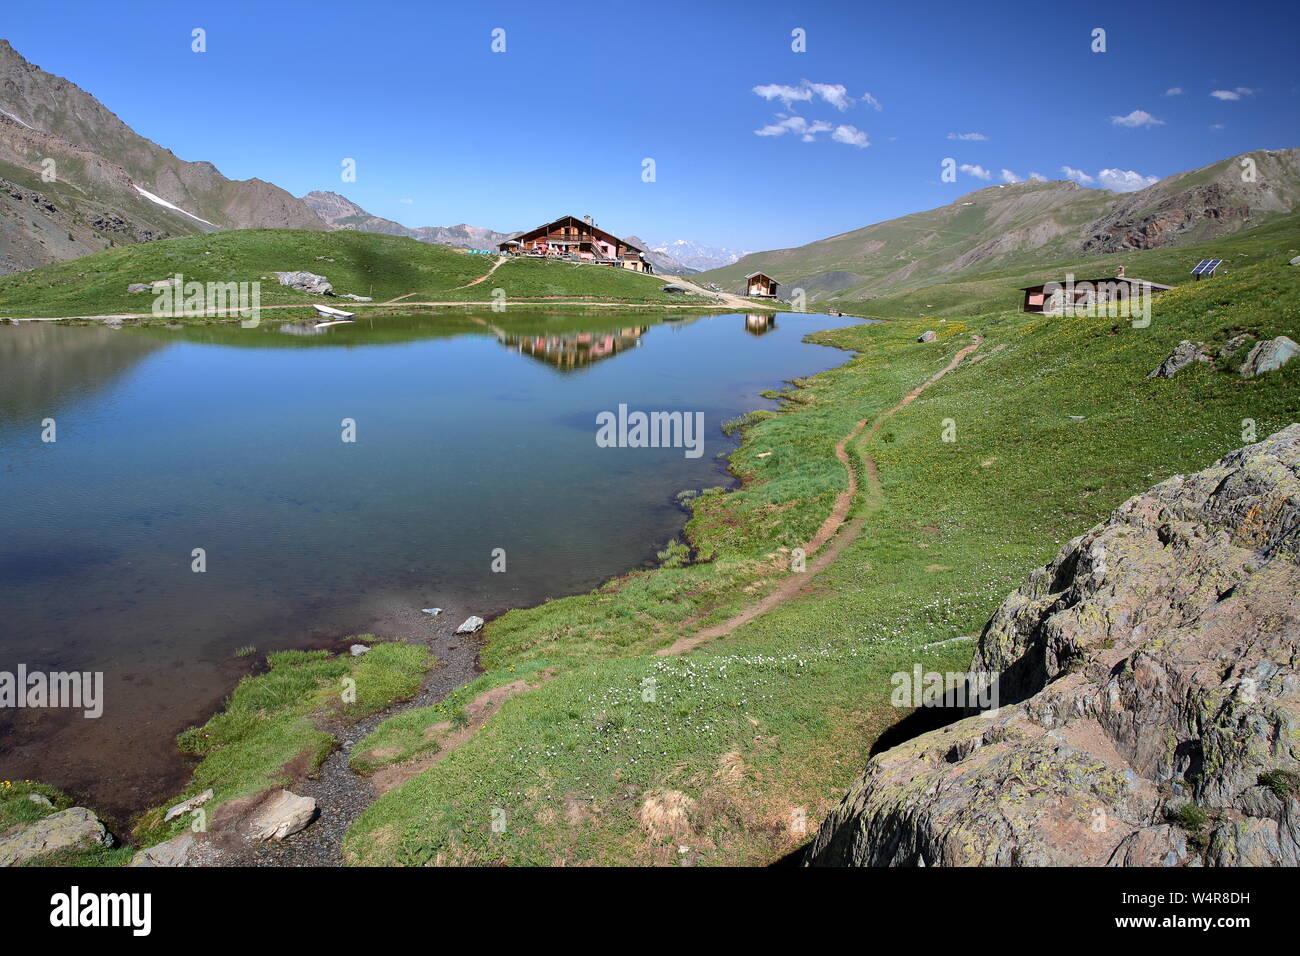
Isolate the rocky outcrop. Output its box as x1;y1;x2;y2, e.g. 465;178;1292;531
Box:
0;807;113;865
128;834;195;867
806;425;1300;866
274;271;332;295
1240;336;1299;378
1147;340;1211;378
1081;151;1300;255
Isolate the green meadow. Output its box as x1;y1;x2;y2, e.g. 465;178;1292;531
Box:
7;224;1296;867
336;256;1299;866
0;228;693;319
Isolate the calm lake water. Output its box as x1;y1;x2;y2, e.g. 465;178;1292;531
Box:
0;309;853;816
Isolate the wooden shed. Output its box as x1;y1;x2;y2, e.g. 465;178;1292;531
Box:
744;272;779;298
1019;267;1171;314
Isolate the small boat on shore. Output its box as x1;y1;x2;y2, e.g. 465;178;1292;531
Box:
312;303;355;327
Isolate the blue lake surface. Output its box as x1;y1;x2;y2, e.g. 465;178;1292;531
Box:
0;309;854;813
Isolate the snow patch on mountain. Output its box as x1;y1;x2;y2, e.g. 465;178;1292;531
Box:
649;239;752;272
131;184;215;226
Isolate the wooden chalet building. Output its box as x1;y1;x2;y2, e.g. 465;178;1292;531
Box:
498;215;654;273
1020;266;1171;314
744;271;779;298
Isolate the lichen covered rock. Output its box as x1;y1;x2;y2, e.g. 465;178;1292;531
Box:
806;425;1300;866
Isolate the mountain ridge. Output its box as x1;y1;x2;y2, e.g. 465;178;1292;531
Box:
0;38;328;273
300;190;512;250
695;149;1300;305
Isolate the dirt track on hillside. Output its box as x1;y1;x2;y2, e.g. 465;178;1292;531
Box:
657;333;983;656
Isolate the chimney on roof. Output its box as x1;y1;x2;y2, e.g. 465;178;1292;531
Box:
583;215;593;226
1116;265;1126;278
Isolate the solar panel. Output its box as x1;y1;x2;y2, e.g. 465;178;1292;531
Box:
1191;258;1223;275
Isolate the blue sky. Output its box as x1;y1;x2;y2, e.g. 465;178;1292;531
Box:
4;0;1297;250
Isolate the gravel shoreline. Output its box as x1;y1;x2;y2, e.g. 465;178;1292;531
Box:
202;600;486;867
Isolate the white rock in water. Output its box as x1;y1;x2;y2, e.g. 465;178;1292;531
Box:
248;790;316;841
456;615;485;634
350;644;370;656
164;788;213;823
421;608;443;616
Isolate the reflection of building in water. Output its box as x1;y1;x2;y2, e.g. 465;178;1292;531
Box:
499;326;647;370
744;313;776;336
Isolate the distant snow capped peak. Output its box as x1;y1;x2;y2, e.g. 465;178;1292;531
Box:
648;239;752;272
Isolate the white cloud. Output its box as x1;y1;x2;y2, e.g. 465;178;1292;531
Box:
1098;168;1159;192
752;83;815;108
861;92;883;111
752;80;867;111
754;114;847;144
1061;165;1095;185
1000;168;1021;183
831;124;870;148
1110;109;1164;128
1164;87;1183;96
947;132;988;141
959;163;991;180
1209;123;1226;131
1028;172;1047;182
1210;87;1254;101
398;198;414;204
807;82;854;110
802;120;833;141
755;114;812;137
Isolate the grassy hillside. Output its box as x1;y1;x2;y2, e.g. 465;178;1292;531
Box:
850;212;1300;319
701;179;1113;295
696;149;1300;309
0;228;692;319
326;256;1299;866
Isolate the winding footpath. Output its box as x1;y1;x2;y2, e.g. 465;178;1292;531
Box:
658;333;983;655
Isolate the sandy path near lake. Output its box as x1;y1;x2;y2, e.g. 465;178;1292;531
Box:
658;333;983;655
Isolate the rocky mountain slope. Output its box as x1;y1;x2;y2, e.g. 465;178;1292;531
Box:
301;190;510;249
806;425;1300;867
0;39;325;274
697;149;1300;305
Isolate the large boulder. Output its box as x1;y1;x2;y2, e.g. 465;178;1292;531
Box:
247;790;316;840
806;425;1300;866
273;271;332;295
1239;335;1298;378
128;834;195;867
0;807;113;865
1146;339;1211;378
